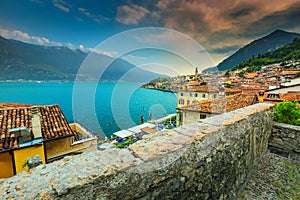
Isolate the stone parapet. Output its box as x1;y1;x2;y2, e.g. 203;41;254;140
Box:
269;122;300;154
0;103;274;200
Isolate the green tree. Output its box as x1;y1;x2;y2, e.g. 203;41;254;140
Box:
274;101;300;126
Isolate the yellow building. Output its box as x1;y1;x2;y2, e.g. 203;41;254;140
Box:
177;85;220;108
0;103;97;178
177;85;241;108
177;93;256;125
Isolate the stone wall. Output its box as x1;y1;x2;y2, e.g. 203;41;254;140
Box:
269;122;300;154
0;103;274;200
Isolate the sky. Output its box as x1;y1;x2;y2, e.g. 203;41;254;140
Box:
0;0;300;75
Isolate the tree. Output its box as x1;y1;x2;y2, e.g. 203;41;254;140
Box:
274;101;300;126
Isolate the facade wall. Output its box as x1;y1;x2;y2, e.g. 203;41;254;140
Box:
13;144;45;173
181;111;214;125
69;123;86;135
0;103;274;200
177;92;218;108
269;122;300;154
45;137;73;160
0;151;14;178
45;136;97;161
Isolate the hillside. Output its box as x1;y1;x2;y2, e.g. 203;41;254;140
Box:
0;36;163;82
204;29;300;72
231;37;300;72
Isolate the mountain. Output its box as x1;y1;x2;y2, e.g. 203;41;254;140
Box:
0;36;164;82
203;29;300;72
232;37;300;72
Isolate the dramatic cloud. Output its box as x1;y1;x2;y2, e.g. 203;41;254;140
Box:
116;5;149;25
0;29;62;46
78;8;110;24
53;0;71;12
151;0;300;59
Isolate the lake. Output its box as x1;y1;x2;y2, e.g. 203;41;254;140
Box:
0;82;177;138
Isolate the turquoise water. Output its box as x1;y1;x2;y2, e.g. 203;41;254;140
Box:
0;82;177;138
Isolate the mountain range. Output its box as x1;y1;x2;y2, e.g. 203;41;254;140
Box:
203;29;300;72
1;29;300;80
0;36;164;82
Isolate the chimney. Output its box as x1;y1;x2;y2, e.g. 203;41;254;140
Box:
30;106;42;139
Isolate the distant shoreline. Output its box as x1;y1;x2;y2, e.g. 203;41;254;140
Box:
0;80;146;83
141;86;176;93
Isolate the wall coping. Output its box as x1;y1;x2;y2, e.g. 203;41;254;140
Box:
273;121;300;131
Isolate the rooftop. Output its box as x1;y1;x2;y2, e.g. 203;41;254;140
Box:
178;93;256;114
178;85;220;93
0;104;76;152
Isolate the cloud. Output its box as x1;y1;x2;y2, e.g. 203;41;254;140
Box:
209;45;242;54
78;8;110;23
229;7;255;18
78;44;118;57
239;4;300;38
0;29;62;46
53;0;71;12
116;4;149;25
152;0;300;56
65;42;74;49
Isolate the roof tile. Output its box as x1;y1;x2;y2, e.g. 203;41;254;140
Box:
0;104;76;152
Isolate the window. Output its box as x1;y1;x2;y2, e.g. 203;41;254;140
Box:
202;94;206;98
195;93;198;97
213;94;217;98
200;114;206;119
192;100;198;104
190;93;193;97
179;99;185;104
180;93;183;96
267;94;280;98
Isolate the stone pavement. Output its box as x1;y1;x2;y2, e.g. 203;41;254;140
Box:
239;152;300;200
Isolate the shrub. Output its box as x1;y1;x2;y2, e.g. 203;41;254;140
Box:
115;137;136;148
274;101;300;126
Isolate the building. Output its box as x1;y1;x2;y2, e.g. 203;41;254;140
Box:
177;93;256;125
257;84;300;104
177;85;241;108
0;103;97;178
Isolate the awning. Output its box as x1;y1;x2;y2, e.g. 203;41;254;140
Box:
113;129;135;138
128;123;156;134
151;113;176;124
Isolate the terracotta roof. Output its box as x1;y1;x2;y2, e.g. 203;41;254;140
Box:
241;85;267;90
282;92;300;101
263;92;300;102
282;69;300;76
179;94;256;114
0;104;76;152
224;88;242;94
244;72;258;79
178;85;220;93
0;103;33;109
